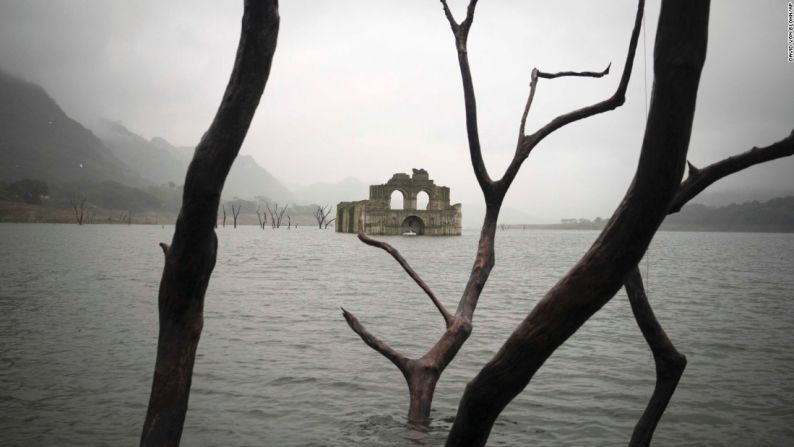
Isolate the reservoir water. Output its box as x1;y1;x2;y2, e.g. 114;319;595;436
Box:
0;224;792;446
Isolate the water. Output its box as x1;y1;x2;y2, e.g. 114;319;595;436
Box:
0;224;792;446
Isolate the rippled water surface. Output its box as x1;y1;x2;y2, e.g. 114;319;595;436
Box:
1;224;793;446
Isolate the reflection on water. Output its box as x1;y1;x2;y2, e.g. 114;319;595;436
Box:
0;224;792;445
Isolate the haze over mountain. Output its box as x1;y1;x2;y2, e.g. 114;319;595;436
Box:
291;177;370;207
0;70;292;203
0;69;138;185
94;120;292;202
2;69;791;225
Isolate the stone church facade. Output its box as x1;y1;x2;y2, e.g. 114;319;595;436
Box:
336;169;462;235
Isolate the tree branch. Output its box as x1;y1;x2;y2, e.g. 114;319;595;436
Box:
501;1;644;197
439;0;459;31
526;0;643;146
342;308;409;374
440;0;492;198
446;2;709;444
358;220;452;327
624;130;794;444
670;130;794;213
517;64;612;143
625;267;686;447
140;1;280;445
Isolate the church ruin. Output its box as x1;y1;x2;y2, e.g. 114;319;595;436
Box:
336;169;462;235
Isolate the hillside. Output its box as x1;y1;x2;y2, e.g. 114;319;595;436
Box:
664;196;794;232
94;120;292;202
0;70;138;185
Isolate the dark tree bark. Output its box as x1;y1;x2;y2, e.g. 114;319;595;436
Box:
343;0;644;424
140;2;279;446
222;204;227;228
232;204;242;228
444;2;710;445
626;131;794;446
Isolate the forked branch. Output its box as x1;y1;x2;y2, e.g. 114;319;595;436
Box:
439;0;492;196
519;64;612;141
625;131;794;445
506;0;645;188
357;220;452;327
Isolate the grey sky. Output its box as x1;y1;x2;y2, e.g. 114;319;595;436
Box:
1;0;792;221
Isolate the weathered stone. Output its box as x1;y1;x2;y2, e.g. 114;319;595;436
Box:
336;169;462;235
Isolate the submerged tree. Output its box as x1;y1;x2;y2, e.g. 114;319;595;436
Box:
140;1;280;445
70;198;86;225
256;206;267;229
343;0;646;424
265;201;287;228
313;204;334;229
346;1;789;445
231;204;242;229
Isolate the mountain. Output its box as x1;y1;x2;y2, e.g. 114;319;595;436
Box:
664;196;794;232
0;70;138;184
94;120;292;202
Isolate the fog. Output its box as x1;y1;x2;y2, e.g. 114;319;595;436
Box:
1;0;792;221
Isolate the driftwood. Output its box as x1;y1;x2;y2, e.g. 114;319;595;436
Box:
140;2;279;446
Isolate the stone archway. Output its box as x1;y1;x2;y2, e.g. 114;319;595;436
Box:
401;215;425;235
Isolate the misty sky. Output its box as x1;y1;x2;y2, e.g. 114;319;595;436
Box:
1;1;792;221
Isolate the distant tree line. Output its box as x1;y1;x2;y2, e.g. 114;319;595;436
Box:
664;196;794;230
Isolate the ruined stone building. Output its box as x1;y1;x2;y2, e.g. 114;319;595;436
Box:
336;169;462;235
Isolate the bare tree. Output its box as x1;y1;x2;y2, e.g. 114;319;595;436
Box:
343;0;644;424
70;198;86;225
256;206;267;229
231;204;242;228
140;2;280;445
222;204;227;228
324;218;335;229
313;205;334;229
265;201;287;228
440;1;711;445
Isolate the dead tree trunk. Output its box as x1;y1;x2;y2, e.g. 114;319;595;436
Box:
444;2;710;445
222;204;227;228
71;198;86;225
626;132;794;446
256;207;267;229
140;2;279;446
313;205;333;229
232;205;241;228
343;0;645;424
266;202;287;228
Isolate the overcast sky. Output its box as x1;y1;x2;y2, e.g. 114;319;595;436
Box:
1;0;792;221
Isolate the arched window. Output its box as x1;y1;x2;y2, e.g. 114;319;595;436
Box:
416;191;430;210
390;190;404;210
